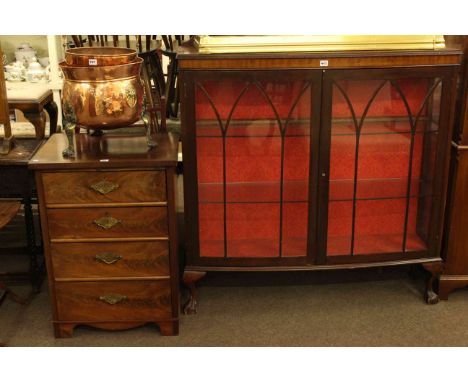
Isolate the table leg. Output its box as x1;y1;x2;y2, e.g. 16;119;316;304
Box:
23;198;41;292
44;100;59;135
23;111;46;140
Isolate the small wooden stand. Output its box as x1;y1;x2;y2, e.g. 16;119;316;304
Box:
0;45;15;155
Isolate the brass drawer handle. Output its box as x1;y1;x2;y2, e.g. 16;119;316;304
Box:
93;215;121;229
95;253;122;265
89;179;120;195
99;294;127;305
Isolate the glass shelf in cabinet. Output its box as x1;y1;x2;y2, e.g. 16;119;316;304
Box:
328;177;432;202
195;119;311;137
198;180;309;204
331;119;439;136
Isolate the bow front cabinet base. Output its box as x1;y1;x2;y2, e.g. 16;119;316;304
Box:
178;45;462;312
29;133;180;338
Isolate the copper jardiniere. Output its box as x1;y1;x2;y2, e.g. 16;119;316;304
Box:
60;58;144;129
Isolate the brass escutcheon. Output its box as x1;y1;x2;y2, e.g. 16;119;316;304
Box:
99;294;127;305
93;215;121;229
89;179;120;195
95;252;122;265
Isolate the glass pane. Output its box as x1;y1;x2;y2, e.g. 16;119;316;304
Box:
283;136;310;202
196;84;224;257
282;84;311;257
406;80;442;250
327;201;353;256
195;77;312;259
226;203;280;258
327;77;441;257
225;82;281;258
327;84;355;255
199;203;224;258
354;199;406;254
282;202;308;257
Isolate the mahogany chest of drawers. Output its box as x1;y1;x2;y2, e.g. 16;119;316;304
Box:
29;132;180;338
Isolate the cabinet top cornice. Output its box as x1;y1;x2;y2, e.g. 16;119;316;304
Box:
177;36;462;70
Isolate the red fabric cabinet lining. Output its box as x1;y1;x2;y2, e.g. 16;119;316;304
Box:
196;81;311;120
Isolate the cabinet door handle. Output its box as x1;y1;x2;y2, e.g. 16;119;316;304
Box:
99;294;127;305
93;215;121;229
89;179;120;195
95;253;122;265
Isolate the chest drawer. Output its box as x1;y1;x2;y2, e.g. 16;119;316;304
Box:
50;241;169;279
47;207;168;240
41;170;166;205
55;280;172;322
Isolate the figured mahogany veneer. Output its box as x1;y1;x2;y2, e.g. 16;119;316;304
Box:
47;206;168;240
55;280;172;322
180;47;462;312
29;133;179;337
42;170;166;205
50;241;169;279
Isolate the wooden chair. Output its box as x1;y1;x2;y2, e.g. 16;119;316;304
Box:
161;36;185;119
0;202;28;308
72;35;159;52
0;202;27;347
70;35;166;132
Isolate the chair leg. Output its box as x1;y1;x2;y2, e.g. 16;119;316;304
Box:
160;96;167;132
173;80;180;118
0;282;27;305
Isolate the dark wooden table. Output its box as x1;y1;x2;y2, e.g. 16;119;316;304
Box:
0;138;46;291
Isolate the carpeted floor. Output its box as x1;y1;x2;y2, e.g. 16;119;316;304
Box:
1;268;468;346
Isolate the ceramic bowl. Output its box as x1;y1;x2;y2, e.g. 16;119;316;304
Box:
38;57;50;67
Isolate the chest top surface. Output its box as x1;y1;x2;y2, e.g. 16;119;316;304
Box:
28;132;179;171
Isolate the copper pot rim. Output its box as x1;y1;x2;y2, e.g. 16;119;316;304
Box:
59;57;143;71
65;47;137;58
63;76;140;83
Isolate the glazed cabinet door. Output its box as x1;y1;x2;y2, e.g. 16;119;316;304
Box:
318;67;456;264
182;70;322;266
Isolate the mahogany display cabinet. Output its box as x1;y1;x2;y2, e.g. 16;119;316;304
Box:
178;40;462;313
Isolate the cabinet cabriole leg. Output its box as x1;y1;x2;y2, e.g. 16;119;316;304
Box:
422;262;444;304
182;270;206;314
